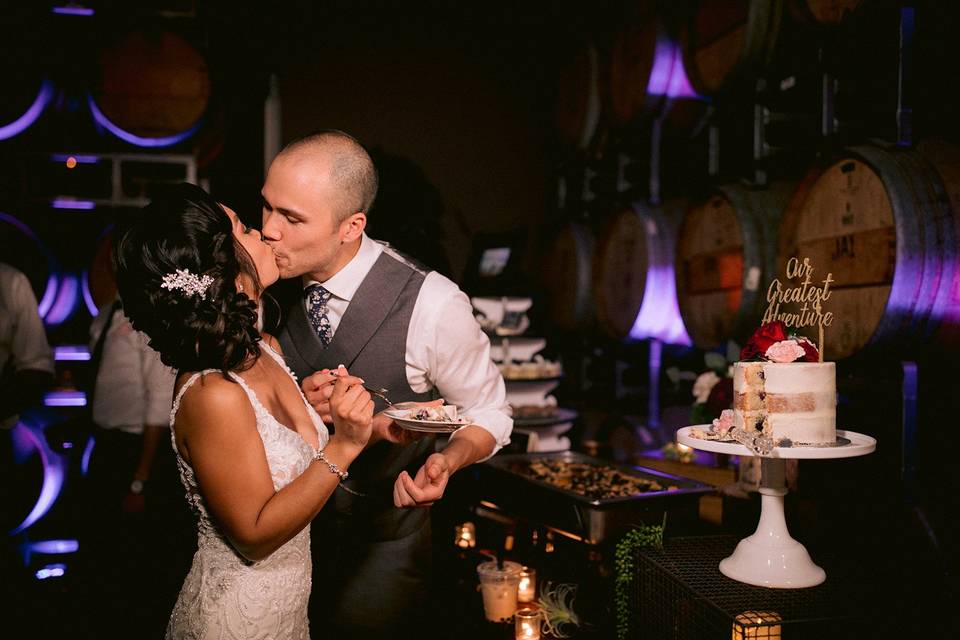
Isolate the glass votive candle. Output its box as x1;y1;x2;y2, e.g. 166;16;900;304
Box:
732;610;782;639
477;560;521;622
517;566;536;603
454;521;476;548
515;608;541;640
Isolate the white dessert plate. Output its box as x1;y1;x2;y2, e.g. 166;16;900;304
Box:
383;408;471;433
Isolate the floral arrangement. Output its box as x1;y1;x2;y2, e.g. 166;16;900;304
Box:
740;321;819;363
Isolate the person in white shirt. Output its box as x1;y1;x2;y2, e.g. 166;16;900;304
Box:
262;130;512;638
0;263;54;431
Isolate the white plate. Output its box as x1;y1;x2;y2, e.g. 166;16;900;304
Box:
676;426;876;459
383;409;471;433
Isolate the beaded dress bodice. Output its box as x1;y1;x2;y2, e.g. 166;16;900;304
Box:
165;342;328;640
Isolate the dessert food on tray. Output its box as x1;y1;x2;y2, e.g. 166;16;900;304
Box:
499;355;562;380
513;457;678;500
692;322;836;447
406;404;460;423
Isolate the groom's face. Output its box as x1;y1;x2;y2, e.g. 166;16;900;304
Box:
261;155;346;281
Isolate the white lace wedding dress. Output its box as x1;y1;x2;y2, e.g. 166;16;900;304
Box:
165;343;329;639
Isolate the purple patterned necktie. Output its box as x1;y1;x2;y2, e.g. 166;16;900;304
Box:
306;284;333;346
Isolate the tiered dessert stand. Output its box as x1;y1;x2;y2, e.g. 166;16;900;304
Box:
677;426;876;588
472;297;577;452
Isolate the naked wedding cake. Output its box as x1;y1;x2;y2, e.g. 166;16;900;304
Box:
732;322;836;446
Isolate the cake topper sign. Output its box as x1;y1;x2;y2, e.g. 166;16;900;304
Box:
762;257;834;360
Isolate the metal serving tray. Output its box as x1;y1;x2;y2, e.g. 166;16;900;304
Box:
478;451;714;545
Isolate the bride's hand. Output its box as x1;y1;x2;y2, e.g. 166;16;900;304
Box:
328;370;374;452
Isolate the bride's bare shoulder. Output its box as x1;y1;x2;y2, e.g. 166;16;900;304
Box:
174;371;252;427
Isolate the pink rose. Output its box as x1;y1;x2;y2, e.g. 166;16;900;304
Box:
764;339;806;363
712;409;734;435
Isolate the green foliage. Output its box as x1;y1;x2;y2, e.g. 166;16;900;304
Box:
614;515;666;640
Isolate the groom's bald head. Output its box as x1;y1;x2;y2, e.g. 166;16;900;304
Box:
276;130;378;222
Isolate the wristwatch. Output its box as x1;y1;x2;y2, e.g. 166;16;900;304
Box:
129;479;145;495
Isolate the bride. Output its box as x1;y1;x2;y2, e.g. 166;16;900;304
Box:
114;183;374;639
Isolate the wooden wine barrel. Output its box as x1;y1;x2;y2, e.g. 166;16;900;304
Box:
777;144;960;359
554;43;602;153
787;0;863;26
0;21;48;138
676;183;792;348
92;29;210;138
679;0;784;96
916;139;960;348
542;223;594;331
593;200;687;341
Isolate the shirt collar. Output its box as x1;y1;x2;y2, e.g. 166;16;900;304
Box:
303;233;382;302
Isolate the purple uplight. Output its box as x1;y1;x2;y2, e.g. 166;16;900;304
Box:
0;212;60;317
646;38;699;99
630;264;692;345
36;564;67;580
81;436;95;476
9;422;65;535
52;6;95;16
54;345;91;361
81;268;99;316
51;198;96;210
43;391;87;407
28;539;80;554
87;94;203;147
0;79;55;141
44;272;79;326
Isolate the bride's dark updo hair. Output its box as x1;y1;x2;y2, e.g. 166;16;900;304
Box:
115;183;262;374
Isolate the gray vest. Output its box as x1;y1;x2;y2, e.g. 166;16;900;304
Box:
278;251;435;540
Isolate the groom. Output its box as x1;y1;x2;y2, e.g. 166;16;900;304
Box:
262;130;512;638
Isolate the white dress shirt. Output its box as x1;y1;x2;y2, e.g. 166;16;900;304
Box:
0;264;54;429
90;301;176;434
305;234;512;456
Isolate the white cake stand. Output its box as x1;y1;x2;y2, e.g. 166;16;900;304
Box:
677;426;876;589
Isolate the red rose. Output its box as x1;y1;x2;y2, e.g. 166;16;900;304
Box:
797;337;820;362
741;322;788;361
706;377;734;417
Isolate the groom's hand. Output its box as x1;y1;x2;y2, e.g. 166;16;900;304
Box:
302;369;337;423
393;453;450;508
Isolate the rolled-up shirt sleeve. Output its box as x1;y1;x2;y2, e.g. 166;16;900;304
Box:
407;274;512;459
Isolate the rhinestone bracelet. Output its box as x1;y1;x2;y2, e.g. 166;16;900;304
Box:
313;449;349;481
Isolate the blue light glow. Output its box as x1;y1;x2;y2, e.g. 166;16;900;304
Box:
36;564;67;580
81;436;95;476
0;212;60;317
51;198;96;210
43;391;87;407
44;272;80;326
81;268;100;316
52;6;94;15
646;37;698;99
87;93;203;147
0;79;55;141
54;345;91;361
9;422;65;535
29;539;80;554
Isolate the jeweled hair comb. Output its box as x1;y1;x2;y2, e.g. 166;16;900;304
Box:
161;268;215;300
